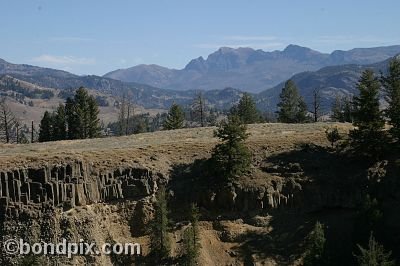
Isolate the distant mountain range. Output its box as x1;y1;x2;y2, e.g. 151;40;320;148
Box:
103;44;400;92
257;57;393;112
1;45;398;118
0;58;243;110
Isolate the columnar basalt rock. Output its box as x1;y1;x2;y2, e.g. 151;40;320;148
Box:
0;161;159;218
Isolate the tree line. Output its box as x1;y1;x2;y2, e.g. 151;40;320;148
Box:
38;87;100;142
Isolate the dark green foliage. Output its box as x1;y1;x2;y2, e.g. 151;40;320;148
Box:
331;95;353;122
65;97;79;139
277;80;308;123
73;87;93;138
95;95;109;106
67;87;100;139
354;195;383;246
53;104;67;140
231;92;262;124
355;232;395;266
39;87;100;142
211;115;251;181
304;221;326;266
58;88;76;99
149;186;171;262
38;111;54;142
163;103;185;130
361;196;383;229
150;113;168;132
381;58;400;144
349;70;386;158
325;127;342;148
1;79;54;99
87;95;100;138
182;203;201;266
108;113;151;135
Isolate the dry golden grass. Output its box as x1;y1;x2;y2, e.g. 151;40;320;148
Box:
0;123;352;172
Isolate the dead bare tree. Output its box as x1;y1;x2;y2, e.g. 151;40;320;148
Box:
191;91;206;127
125;101;135;135
311;88;322;122
118;94;127;136
0;98;17;143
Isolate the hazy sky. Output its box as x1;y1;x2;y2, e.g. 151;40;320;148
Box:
1;0;399;75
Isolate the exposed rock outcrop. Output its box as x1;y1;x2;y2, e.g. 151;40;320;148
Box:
0;161;161;218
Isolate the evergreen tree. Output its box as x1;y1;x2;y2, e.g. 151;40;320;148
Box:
74;87;90;138
331;95;353;122
304;221;326;266
182;203;201;266
231;92;262;124
211;115;251;181
349;70;386;158
87;95;100;138
277;80;308;123
150;186;171;263
355;232;395;266
53;104;67;140
163;103;185;130
65;87;100;139
343;97;354;122
38;111;54;142
381;58;400;144
325;127;342;148
65;97;79;140
331;95;343;122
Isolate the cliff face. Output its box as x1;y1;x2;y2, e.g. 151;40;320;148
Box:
0;161;162;265
0;161;160;219
3;123;381;265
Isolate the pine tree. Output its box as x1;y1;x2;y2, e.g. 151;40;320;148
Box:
304;221;326;266
349;70;386;158
355;232;395;266
64;88;100;139
325;127;342;148
211;115;251;181
65;97;79;140
277;80;308;123
381;58;400;144
150;186;171;263
53;104;66;141
332;95;344;122
87;95;100;138
38;111;54;142
332;95;353;122
163;103;185;130
74;87;90;138
232;92;262;124
182;203;201;266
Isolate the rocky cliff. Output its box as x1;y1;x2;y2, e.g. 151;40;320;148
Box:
3;123;383;265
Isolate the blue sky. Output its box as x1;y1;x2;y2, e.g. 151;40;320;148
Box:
1;0;399;75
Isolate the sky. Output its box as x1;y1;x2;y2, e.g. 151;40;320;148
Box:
1;0;399;75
